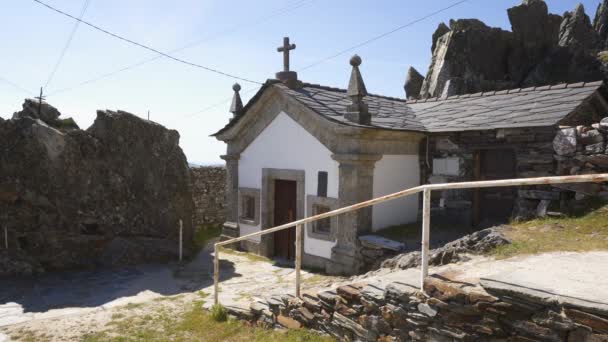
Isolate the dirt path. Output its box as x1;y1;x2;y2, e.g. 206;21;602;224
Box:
1;249;607;341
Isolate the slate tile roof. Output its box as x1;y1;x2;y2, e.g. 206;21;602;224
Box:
278;80;604;132
213;80;604;136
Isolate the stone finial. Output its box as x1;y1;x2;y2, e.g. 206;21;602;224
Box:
345;55;370;125
229;83;243;118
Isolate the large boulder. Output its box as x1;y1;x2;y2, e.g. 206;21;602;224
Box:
507;0;562;83
594;0;608;49
559;4;599;51
0;102;194;275
416;0;605;98
419;19;514;98
404;67;424;100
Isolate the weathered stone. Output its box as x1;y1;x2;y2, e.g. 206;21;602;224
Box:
568;326;592;342
190;166;225;227
581;129;605;145
590;333;608;342
385;282;418;302
225;304;255;320
417;303;438;317
380;228;510;271
565;308;608;334
359;314;392;335
431;22;450;53
361;283;386;304
586;142;606;154
333;312;377;342
317;290;339;306
359;235;404;252
554;128;578;156
0;103;193;275
250;301;270;315
595;0;608;49
532;310;577;331
337;284;362;302
511;320;561;342
587;154;608;168
559;4;599;51
277;314;301;329
404;67;424;100
302;294;323;313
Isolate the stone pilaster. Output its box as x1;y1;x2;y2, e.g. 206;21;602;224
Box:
327;153;381;275
220;153;240;240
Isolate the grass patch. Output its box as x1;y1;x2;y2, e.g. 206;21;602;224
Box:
490;203;608;259
84;301;333;342
210;303;228;322
193;224;222;250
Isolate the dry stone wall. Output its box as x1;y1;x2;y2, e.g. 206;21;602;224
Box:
190;166;226;228
228;276;608;341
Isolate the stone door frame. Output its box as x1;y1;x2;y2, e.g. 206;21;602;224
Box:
260;168;305;258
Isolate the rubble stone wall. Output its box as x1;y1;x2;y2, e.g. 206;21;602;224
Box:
190;166;226;228
230;276;608;341
421;127;557;225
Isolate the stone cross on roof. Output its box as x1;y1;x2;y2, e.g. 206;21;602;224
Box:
277;37;296;72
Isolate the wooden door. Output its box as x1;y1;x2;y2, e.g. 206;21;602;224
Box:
273;180;297;260
475;149;516;226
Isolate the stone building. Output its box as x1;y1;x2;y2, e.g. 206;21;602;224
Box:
213;38;608;275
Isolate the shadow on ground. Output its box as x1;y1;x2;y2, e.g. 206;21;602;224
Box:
0;243;239;314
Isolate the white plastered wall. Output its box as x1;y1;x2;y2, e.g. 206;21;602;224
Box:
372;154;420;231
238;112;338;259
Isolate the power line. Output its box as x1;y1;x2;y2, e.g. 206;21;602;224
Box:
32;0;262;85
47;0;314;96
0;76;35;95
44;0;91;90
298;0;469;71
179;0;468;119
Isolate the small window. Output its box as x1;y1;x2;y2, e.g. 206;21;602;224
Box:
242;195;256;221
312;204;331;234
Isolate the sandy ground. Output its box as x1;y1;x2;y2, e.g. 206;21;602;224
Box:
1;249;607;341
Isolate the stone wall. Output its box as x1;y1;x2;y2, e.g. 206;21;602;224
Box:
228;276;608;341
190;166;226;228
421;127;557;226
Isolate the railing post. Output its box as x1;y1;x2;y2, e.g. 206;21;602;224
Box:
214;244;220;305
295;224;302;298
179;219;183;262
421;188;431;292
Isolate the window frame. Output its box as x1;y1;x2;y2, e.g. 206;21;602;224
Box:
238;188;260;225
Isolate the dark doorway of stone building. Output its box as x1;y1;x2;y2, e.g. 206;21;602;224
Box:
273;179;297;261
474;149;517;227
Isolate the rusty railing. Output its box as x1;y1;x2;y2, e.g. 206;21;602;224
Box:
213;173;608;305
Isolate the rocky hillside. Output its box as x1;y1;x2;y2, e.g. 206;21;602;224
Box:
0;100;194;275
405;0;608;99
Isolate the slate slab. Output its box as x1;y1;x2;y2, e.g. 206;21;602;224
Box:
359;235;405;252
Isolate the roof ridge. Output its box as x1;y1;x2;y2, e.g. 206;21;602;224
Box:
406;80;604;103
299;81;408;102
297;80;604;104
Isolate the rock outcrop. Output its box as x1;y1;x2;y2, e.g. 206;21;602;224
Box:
0;100;194;275
412;0;607;99
403;67;424;100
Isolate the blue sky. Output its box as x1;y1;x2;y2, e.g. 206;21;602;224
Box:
0;0;603;164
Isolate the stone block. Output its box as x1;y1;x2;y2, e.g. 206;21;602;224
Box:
277;314;301;329
337;284;362;302
581;129;605;145
554;128;577;156
385;282;418;302
586;142;606;154
564;308;608;334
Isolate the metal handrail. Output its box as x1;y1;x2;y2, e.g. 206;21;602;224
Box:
213;173;608;305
